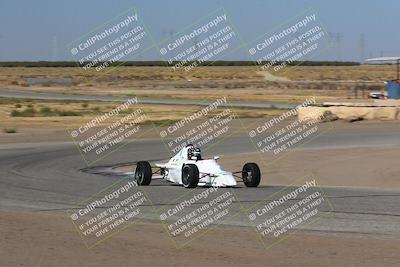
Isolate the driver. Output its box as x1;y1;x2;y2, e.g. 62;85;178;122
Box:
186;145;202;160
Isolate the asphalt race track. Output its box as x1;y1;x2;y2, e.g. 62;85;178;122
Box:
0;88;297;109
1;125;400;239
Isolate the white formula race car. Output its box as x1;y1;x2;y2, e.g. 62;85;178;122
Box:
134;144;260;188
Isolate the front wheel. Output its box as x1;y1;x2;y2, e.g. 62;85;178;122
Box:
182;164;199;188
242;163;260;187
135;161;152;185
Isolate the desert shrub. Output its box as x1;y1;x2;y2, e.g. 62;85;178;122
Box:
54;109;79;116
3;128;17;133
10;108;36;117
10;107;80;117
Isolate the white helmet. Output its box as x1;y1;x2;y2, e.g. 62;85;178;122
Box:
186;144;202;160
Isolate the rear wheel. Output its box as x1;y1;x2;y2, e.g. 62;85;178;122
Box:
182;164;199;188
242;163;260;187
135;161;152;185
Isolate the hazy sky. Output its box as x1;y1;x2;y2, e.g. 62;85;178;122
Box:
0;0;398;61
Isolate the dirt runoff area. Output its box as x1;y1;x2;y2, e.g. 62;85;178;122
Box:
1;210;400;267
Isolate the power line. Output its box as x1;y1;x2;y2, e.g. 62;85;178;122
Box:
359;33;365;62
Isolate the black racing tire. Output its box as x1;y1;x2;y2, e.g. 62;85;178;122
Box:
135;161;152;186
182;164;199;188
242;163;260;187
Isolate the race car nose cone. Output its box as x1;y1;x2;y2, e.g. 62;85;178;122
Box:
214;173;237;187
